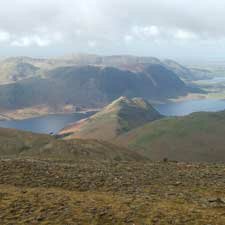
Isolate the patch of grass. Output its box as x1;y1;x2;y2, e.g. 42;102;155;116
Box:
117;111;225;162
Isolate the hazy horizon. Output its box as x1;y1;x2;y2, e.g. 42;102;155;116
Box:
1;0;225;63
1;52;225;66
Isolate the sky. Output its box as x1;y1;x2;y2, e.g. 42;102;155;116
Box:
0;0;225;62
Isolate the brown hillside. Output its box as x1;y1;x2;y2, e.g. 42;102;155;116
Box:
60;96;162;141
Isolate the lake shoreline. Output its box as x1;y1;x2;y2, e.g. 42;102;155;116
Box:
0;111;97;134
1;98;225;134
0;108;100;121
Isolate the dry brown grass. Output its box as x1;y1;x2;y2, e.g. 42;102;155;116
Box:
0;159;225;225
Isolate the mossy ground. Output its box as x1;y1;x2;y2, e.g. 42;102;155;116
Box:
0;159;224;224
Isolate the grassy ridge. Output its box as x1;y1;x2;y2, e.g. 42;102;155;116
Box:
0;127;144;162
117;111;225;162
61;97;162;140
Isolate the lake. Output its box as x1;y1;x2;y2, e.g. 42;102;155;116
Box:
154;99;225;116
1;99;225;134
195;76;225;85
0;112;95;134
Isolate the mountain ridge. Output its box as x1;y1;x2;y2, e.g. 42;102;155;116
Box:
115;110;225;162
60;97;225;163
60;96;162;140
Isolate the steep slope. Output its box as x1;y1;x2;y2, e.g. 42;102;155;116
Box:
60;96;162;140
164;59;195;81
0;64;189;111
0;58;40;84
164;59;212;81
116;110;225;162
0;127;144;161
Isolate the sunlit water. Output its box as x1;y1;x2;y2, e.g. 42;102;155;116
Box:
199;76;225;84
0;112;95;134
154;99;225;116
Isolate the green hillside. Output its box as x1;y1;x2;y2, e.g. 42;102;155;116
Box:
60;96;162;140
116;110;225;162
0;127;144;162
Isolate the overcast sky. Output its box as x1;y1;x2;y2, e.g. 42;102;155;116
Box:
0;0;225;62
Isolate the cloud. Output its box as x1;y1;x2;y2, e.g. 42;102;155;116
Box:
124;35;133;43
131;26;160;40
125;26;199;42
11;36;49;47
9;32;63;47
88;40;97;48
1;0;222;41
174;30;198;40
0;30;10;43
0;0;224;59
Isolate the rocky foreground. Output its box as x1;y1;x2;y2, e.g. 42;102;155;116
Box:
0;159;224;225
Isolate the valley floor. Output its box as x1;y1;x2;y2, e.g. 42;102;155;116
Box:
0;159;225;225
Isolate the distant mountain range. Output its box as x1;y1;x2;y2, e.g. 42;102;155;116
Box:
0;54;206;84
0;55;202;114
61;96;225;163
